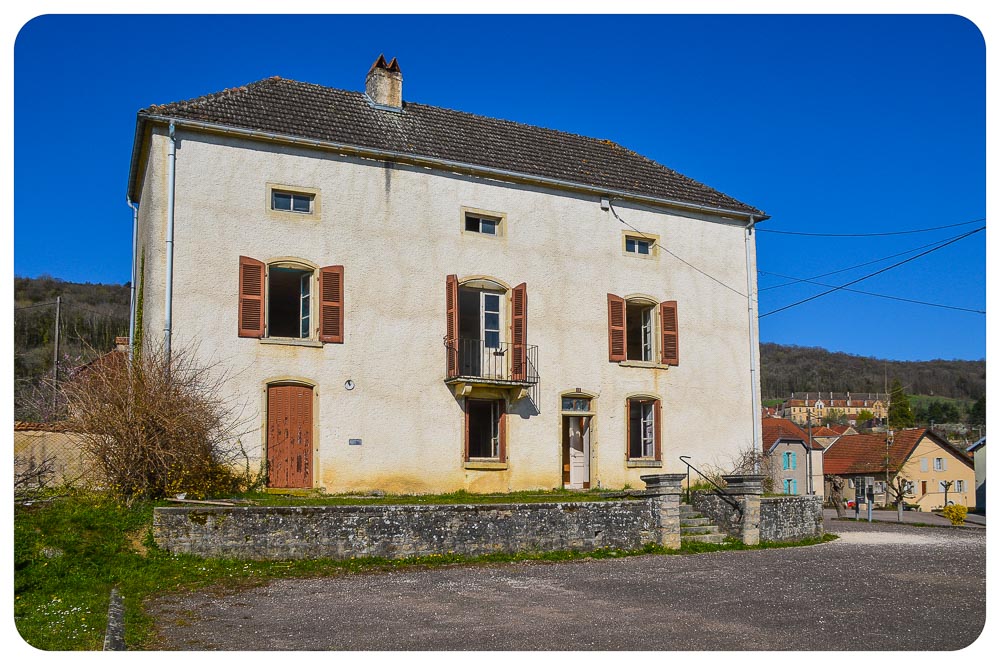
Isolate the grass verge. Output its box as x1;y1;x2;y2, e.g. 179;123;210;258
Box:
15;491;834;650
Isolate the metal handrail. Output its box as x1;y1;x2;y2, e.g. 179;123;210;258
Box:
679;455;742;514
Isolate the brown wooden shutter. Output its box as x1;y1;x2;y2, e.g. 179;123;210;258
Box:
660;300;679;366
238;256;265;338
607;294;626;362
319;265;344;343
498;399;507;462
446;275;459;378
510;283;527;381
654;399;662;460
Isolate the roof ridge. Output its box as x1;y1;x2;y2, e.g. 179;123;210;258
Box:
143;76;284;114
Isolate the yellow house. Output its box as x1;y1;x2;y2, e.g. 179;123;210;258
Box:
823;428;975;510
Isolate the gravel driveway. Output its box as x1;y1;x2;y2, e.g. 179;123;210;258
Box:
150;519;985;650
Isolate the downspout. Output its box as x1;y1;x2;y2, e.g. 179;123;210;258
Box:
744;216;763;473
126;196;139;362
164;121;177;361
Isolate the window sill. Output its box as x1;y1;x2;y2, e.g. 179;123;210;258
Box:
626;459;663;468
464;461;508;471
618;360;671;370
260;338;323;348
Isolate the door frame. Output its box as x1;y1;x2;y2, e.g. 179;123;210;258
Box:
262;378;319;489
559;391;597;489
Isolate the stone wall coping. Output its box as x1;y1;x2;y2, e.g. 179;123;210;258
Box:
153;499;647;515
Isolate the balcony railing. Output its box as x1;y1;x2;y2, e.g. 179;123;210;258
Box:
446;338;539;386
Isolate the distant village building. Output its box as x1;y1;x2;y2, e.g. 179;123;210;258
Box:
761;417;825;497
777;392;887;427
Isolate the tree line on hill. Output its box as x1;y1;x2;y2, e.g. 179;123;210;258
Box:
760;342;985;402
14;275;130;421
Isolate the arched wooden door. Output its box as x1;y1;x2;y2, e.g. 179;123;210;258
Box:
267;384;314;488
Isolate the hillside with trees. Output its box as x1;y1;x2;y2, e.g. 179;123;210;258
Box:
14;275;130;421
759;342;985;402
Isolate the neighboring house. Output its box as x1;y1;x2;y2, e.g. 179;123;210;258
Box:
823;428;976;510
761;417;824;497
809;425;841;450
829;424;858;436
124;56;769;494
778;392;886;426
966;436;985;514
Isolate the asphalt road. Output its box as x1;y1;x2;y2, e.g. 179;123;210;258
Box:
150;518;985;650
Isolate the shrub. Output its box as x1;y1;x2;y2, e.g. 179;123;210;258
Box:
940;504;967;525
62;343;257;503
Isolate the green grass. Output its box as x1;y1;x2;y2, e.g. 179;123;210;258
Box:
15;492;835;650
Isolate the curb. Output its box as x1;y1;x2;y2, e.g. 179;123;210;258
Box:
103;587;126;650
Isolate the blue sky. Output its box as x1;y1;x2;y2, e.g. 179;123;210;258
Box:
13;14;986;361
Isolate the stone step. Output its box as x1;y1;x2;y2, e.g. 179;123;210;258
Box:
680;517;713;527
681;525;720;535
681;533;728;544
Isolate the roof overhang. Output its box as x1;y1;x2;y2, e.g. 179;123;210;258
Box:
127;113;769;224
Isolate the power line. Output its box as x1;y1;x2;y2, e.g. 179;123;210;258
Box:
759;226;985;318
757;217;984;238
759;269;985;314
14;301;59;311
607;200;748;298
759;231;978;292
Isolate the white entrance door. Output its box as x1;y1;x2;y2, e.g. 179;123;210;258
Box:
567;415;591;489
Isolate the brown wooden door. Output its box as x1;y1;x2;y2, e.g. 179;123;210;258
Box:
267;384;314;488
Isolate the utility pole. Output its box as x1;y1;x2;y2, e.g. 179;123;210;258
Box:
807;407;814;494
51;296;61;414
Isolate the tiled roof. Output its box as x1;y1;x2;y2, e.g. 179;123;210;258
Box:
138;76;765;217
829;425;856;435
762;417;824;451
821;428;973;476
811;426;841;437
14;421;75;432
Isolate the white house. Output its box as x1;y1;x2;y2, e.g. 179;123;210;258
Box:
125;56;768;494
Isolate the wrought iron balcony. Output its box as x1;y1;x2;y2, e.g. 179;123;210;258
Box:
445;338;539;386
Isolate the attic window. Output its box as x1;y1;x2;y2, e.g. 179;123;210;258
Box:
625;236;652;255
272;190;314;214
465;213;499;235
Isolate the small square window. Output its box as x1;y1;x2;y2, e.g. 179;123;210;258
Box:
272;190;314;214
625;236;652;255
463;212;502;236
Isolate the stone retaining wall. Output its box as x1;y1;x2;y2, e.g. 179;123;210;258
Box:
155;499;664;561
759;495;824;542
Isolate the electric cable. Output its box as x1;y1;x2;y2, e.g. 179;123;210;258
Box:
758;217;984;237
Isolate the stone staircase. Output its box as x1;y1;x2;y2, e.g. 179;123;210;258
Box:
679;503;727;544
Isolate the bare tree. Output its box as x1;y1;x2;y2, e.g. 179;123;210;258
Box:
61;343;258;503
826;475;846;518
729;443;775;493
885;475;915;522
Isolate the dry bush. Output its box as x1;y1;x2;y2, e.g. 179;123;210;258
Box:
14;454;57;501
729;444;776;493
62;343;258;503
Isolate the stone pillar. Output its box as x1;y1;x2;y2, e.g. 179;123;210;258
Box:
641;473;686;550
722;474;765;545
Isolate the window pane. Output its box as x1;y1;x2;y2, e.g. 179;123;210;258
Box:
272;192;292;210
484;312;499;331
465;216;480;232
483;293;500;312
484;331;500;348
626;238;636;252
481;219;497;235
562;397;590;411
638;241;650;255
292;195;311;213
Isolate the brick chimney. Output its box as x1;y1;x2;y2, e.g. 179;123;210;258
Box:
365;54;402;109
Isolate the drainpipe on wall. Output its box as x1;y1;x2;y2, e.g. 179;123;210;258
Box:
744;217;763;472
164;121;177;362
126;196;139;362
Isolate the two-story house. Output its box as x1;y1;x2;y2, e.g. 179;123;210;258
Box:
761;417;825;496
125;56;768;494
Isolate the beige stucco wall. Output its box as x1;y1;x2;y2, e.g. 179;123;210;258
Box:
134;126;761;494
14;430;95;486
899;435;976;510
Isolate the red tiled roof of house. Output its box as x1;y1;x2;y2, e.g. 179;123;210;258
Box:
811;426;840;437
14;421;76;432
822;430;922;475
829;425;854;434
762;417;824;452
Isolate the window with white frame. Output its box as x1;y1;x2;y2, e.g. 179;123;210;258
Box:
268;266;313;338
933;457;945;471
627;397;659;459
955;479;965;493
271;190;314;214
626;300;655;361
464;212;501;236
625;235;652;256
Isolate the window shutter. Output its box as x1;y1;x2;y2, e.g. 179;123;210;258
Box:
498;399;508;462
793;479;798;494
319;265;344;343
783;453;789;470
654;399;662;460
510;283;527;381
920;457;928;473
942;457;947;471
446;275;459;378
238;256;265;338
792;452;797;470
607;294;626;362
660;300;679;366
